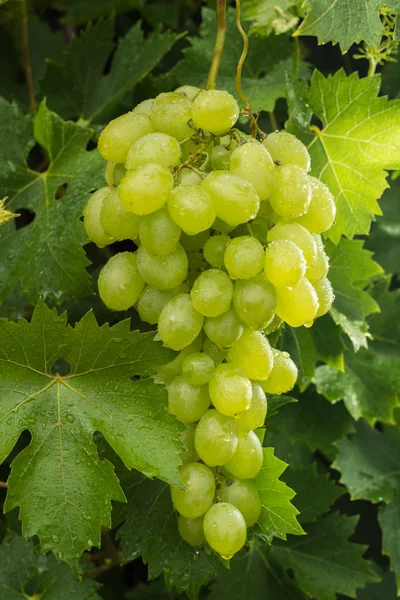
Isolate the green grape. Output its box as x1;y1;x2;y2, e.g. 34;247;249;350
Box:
219;479;261;527
263;314;283;335
192;90;239;135
263;131;311;171
203;235;230;268
175;85;201;100
211;218;235;235
314;277;334;317
182;352;215;386
178;515;205;546
233;274;276;330
125;132;181;170
267;222;317;265
151;92;193;141
203;171;260;227
306;235;329;283
228;329;273;381
181;138;201;162
132;98;154;116
229;141;276;200
83;188;115;248
104;162;126;187
180;230;210;252
136;243;188;290
224;236;264;280
157;335;203;384
118;163;174;215
209;363;252;417
275;278;319;327
261;349;298;395
176;167;203;186
203;502;246;559
204;306;243;349
179;425;199;464
210;145;232;170
190;269;233;317
235;383;267;431
296;176;336;233
98;113;155;163
194;409;238;466
225;430;263;479
158;294;204;350
168;375;210;423
98;252;145;311
269;164;312;219
139;207;181;256
167;185;216;235
136;284;187;325
100;187;140;241
264;239;306;288
171;462;215;519
203;339;228;365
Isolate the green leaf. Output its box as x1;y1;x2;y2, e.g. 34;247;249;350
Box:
0;99;104;303
379;492;400;594
126;579;185;600
56;0;139;25
271;513;380;600
357;570;398;600
0;299;182;569
242;0;302;35
266;394;297;419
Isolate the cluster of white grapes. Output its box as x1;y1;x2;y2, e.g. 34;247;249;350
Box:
84;85;335;559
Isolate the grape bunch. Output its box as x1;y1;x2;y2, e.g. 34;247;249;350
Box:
84;85;336;559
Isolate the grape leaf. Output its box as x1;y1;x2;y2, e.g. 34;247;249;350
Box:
0;99;104;303
266;394;297;419
242;0;302;35
126;579;185;600
0;299;182;570
271;513;380;600
380;492;400;594
357;570;398;600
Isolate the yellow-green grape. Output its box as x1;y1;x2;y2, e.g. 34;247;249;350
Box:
204;306;243;349
98;252;144;311
269;164;312;219
182;352;215;386
229;141;276;200
118;163;174;215
125;132;181;170
175;85;201;100
100;187;140;241
210;145;232;170
157;336;203;384
275;278;319;327
104;162;116;187
314;277;335;317
203;502;246;559
177;167;203;186
209;364;252;417
219;480;261;527
190;269;233;317
180;230;210;252
132;98;154;116
167;185;216;235
179;425;199;465
224;236;264;280
136;283;187;325
136;243;188;290
139;207;181;256
181;138;201;162
203;171;260;227
225;431;263;479
228;329;273;381
263;314;283;335
192;90;239;135
83;188;115;248
178;515;205;546
263;131;311;172
306;235;329;283
264;240;306;288
98;113;155;163
168;375;210;423
158;294;204;350
261;349;298;394
203;339;228;365
194;409;238;466
151;92;193;141
296;176;336;233
267;222;317;265
203;235;230;268
233;274;276;330
235;383;267;431
171;462;215;519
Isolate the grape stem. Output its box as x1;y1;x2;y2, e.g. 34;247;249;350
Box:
206;0;227;90
235;0;257;137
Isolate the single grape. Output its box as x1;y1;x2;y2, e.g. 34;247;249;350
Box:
190;269;233;317
158;294;204;351
125;132;181;170
261;349;298;394
100;187;140;241
267;222;317;265
203;502;246;559
228;329;273;381
168;375;210;423
203;339;228;365
194;409;238;466
233;274;276;330
264;239;306;289
180;230;211;252
176;167;203;186
211;217;235;234
263;313;283;335
203;235;230;268
137;286;173;324
151;92;193;141
182;352;215;386
204;306;243;349
179;425;199;465
235;383;267;431
104;162;126;187
98;252;144;311
219;479;261;527
269;164;312;219
139;207;181;256
230;141;276;200
136;244;188;290
167;185;216;235
275;278;319;327
209;364;252;417
175;85;201;100
210;145;232;170
192;90;239;135
118;163;174;215
98;113;155;163
263;131;311;171
132;98;154;116
171;462;215;519
83;188;115;248
306;235;329;283
224;236;265;280
178;515;205;546
314;277;334;317
157;335;203;384
296;176;336;233
225;430;263;479
203;171;260;227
